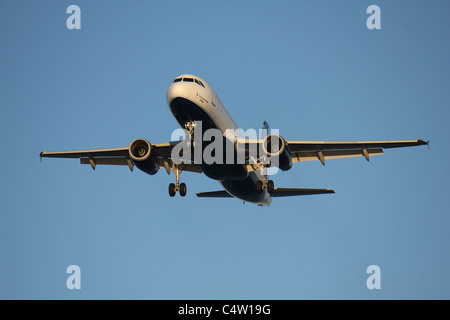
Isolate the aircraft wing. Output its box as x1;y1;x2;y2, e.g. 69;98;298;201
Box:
40;141;202;174
286;139;428;165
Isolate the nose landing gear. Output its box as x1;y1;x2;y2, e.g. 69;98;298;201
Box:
167;121;198;198
185;121;197;138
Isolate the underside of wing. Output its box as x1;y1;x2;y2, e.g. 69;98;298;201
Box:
234;137;427;171
286;139;428;151
40;139;202;174
286;139;428;165
40;147;133;170
40;148;129;158
291;148;384;164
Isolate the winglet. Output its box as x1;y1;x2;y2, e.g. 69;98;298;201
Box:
40;151;44;163
416;139;430;150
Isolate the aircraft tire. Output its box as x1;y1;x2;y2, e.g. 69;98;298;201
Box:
267;180;274;194
169;183;176;197
179;183;187;197
256;180;263;194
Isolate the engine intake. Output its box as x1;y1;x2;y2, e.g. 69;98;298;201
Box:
262;134;293;171
129;138;159;175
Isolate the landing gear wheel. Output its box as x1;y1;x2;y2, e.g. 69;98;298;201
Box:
256;180;263;194
179;183;187;197
267;180;274;194
169;183;176;197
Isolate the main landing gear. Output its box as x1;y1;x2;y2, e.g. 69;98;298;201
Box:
256;174;274;195
168;165;187;197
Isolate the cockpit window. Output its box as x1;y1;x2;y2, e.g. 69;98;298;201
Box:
195;79;205;88
175;77;205;88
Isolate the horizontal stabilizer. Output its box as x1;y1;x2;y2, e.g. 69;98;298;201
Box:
196;188;335;198
196;190;233;198
272;188;335;197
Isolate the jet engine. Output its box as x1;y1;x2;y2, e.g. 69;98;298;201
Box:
129;138;159;175
261;134;293;171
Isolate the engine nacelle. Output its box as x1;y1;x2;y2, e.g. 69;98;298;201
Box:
129;138;159;175
262;134;293;171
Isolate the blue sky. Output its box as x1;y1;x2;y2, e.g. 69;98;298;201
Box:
0;0;449;299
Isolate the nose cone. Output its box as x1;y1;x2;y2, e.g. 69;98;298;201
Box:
166;75;192;105
166;74;211;105
166;82;183;106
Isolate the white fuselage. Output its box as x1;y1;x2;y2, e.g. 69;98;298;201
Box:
166;74;271;206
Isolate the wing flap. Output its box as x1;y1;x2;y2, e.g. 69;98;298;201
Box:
79;156;133;171
292;148;383;163
80;157;131;166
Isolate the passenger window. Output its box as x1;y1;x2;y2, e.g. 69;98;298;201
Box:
183;78;194;82
173;78;182;83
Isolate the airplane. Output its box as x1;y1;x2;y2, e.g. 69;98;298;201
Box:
40;74;428;206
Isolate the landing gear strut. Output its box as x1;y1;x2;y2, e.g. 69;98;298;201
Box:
185;121;197;138
167;121;196;198
168;165;187;197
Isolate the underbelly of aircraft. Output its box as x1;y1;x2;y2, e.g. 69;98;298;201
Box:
170;97;249;181
170;97;270;205
220;173;269;204
200;163;248;180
